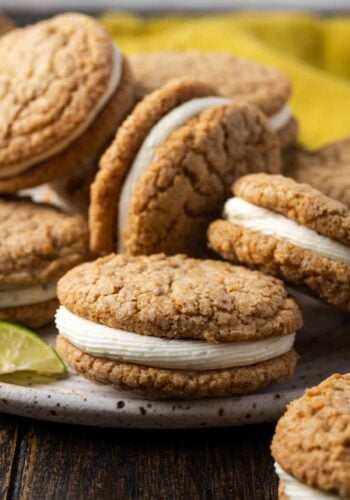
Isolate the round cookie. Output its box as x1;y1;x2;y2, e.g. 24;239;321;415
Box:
284;138;350;207
0;197;89;328
272;373;350;498
90;78;281;257
208;173;350;310
55;253;302;399
0;13;135;193
130;50;298;148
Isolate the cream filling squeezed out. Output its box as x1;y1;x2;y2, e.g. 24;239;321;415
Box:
117;98;291;252
224;197;350;264
0;283;57;308
0;46;123;179
56;306;295;371
274;463;339;499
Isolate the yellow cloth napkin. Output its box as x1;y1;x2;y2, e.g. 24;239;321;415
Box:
101;12;350;149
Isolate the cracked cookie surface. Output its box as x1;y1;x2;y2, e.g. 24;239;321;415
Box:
57;253;302;343
272;373;350;498
57;335;298;399
0;197;89;286
234;173;350;245
90;79;281;257
284;138;350;207
208;220;350;309
208;173;350;309
90;78;216;255
1;13;113;167
0;14;135;190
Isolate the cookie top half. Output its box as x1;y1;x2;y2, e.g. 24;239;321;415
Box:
90;78;281;256
0;197;89;286
130;50;290;115
0;13;133;188
234;173;350;246
272;373;350;497
57;253;302;343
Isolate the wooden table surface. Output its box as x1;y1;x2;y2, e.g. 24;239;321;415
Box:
0;412;278;499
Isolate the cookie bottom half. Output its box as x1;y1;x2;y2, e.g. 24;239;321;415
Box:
57;335;298;400
0;298;59;329
208;220;350;310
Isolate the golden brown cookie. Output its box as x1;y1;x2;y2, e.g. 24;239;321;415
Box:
0;299;58;330
208;173;350;309
0;13;135;193
272;373;350;498
90;78;281;257
130;50;297;148
0;12;15;36
55;253;302;399
0;197;89;328
284;138;350;207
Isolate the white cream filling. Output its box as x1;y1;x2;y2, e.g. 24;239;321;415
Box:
0;283;57;308
0;46;122;179
268;103;291;131
55;306;295;371
275;463;339;499
116;97;291;252
224;197;350;264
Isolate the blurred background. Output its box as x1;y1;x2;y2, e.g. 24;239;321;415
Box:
1;0;350;148
1;0;350;16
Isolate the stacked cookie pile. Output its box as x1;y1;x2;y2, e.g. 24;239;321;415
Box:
1;13;348;422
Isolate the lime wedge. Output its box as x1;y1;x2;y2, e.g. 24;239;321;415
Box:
0;321;66;375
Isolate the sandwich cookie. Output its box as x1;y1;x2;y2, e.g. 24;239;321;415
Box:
56;253;302;399
272;373;350;499
90;78;281;257
0;13;134;194
285;138;350;207
130;50;297;147
0;197;89;328
208;173;350;310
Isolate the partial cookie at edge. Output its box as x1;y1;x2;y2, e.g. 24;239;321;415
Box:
234;173;350;246
0;58;135;192
0;299;59;329
271;373;350;497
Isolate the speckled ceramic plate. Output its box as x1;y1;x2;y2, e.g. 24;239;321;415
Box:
0;293;349;428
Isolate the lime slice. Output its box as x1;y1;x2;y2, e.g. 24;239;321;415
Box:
0;321;66;375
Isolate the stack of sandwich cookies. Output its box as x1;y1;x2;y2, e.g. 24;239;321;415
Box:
285;138;350;207
208;173;350;309
90;78;281;257
130;50;297;147
0;13;134;198
0;197;89;328
56;254;302;399
272;373;350;499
